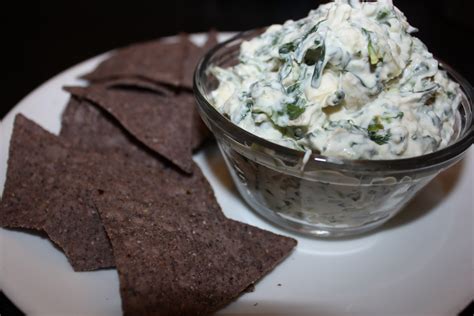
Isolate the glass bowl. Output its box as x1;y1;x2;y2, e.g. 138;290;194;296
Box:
193;30;474;238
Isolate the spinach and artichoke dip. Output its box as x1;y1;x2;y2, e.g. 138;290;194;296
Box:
210;0;461;160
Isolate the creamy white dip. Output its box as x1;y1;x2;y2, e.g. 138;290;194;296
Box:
210;0;461;159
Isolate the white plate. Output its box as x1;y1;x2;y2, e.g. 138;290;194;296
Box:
0;33;473;316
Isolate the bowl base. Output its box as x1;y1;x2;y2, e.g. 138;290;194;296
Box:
237;185;393;238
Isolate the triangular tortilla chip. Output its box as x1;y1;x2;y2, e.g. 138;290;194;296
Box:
0;115;115;271
61;97;165;168
61;97;223;215
95;189;296;316
82;39;186;87
174;92;211;150
0;114;64;231
65;85;194;173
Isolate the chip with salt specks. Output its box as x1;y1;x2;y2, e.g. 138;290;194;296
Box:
61;97;165;168
94;188;297;316
65;85;195;173
1;113;217;271
88;81;211;151
42;152;116;271
82;31;217;90
61;97;224;217
82;38;187;87
0;114;65;231
0;114;115;271
174;92;212;151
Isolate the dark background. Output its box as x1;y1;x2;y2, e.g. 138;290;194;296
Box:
2;0;473;119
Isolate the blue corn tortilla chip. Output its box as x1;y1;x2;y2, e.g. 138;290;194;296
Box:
82;31;217;90
82;38;186;87
0;114;115;271
60;98;223;216
61;97;165;168
94;188;296;316
64;85;194;173
174;91;212;151
1;112;221;271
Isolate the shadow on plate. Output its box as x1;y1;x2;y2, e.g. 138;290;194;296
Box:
202;144;240;199
203;143;467;240
382;157;466;231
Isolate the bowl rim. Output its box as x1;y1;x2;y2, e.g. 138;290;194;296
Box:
194;30;474;172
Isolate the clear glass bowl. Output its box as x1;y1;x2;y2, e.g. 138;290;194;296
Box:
193;30;474;237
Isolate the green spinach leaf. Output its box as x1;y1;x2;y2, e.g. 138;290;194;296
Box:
367;116;391;145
